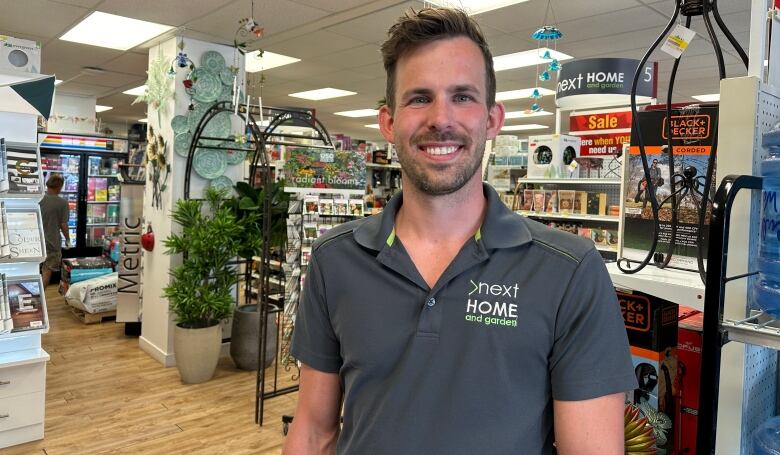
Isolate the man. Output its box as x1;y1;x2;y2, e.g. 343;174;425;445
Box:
640;159;663;209
39;174;70;286
283;8;636;454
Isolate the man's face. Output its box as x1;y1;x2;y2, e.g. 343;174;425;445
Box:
652;160;658;168
378;36;504;196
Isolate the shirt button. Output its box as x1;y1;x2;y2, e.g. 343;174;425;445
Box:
426;297;436;307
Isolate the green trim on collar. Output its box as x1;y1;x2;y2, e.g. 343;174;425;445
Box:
475;227;482;241
386;227;396;247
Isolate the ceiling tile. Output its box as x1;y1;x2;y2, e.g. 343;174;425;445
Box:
288;0;371;13
325;1;416;43
55;81;110;96
0;0;89;40
98;0;233;27
269;30;368;60
72;71;147;89
42;40;124;68
100;52;150;77
478;0;642;34
308;43;382;68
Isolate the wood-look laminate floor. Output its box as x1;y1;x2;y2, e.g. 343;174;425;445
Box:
3;286;298;455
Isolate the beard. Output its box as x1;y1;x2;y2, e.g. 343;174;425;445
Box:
396;130;486;196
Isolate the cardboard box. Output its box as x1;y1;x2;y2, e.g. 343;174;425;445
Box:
60;257;115;295
617;288;678;352
676;309;703;455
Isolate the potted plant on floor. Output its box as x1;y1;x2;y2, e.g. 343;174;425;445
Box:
164;187;244;383
223;180;289;370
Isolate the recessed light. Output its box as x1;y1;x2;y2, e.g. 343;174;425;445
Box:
60;11;173;51
501;124;548;131
692;93;719;102
335;109;379;118
496;87;555;101
138;118;148;123
55;79;63;85
364;124;380;129
425;0;530;15
505;110;553;119
493;48;573;72
123;85;147;96
245;50;300;73
289;88;357;101
95;105;112;113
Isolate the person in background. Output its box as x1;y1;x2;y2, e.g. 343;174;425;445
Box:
39;174;70;287
283;7;635;455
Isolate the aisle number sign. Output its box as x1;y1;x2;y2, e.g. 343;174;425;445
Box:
569;109;631;156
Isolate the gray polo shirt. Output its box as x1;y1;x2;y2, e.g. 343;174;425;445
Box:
291;183;636;455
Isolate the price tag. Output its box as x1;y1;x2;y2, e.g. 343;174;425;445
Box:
320;151;334;163
661;24;696;59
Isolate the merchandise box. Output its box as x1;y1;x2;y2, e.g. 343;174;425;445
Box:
677;309;703;455
522;189;533;211
587;192;607;216
574;191;587;215
0;35;41;73
630;345;678;454
60;257;115;294
617;287;678;352
622;105;719;269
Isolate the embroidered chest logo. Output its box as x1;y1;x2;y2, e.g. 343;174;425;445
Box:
464;280;519;328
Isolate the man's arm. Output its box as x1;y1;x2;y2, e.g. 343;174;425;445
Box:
553;393;625;455
60;222;70;247
282;364;342;455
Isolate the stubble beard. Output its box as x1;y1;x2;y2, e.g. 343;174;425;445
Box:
396;131;485;196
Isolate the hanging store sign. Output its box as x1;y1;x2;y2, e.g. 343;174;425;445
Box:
282;147;366;191
569;109;632;156
556;58;657;109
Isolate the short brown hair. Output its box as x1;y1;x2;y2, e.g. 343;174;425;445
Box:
380;7;496;111
46;173;64;190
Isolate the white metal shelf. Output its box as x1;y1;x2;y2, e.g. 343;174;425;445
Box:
595;244;618;253
515;210;619;223
517;178;621;185
489;165;526;169
365;163;401;170
722;311;780;351
606;261;705;311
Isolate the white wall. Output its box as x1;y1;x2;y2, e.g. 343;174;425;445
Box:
139;37;245;367
47;93;97;134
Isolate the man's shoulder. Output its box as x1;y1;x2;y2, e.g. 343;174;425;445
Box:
520;217;597;265
311;216;371;254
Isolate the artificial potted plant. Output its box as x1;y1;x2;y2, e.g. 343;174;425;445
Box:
164;187;244;383
224;180;289;370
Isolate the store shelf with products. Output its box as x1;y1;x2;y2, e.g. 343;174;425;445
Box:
606;261;705;311
515;210;619;223
517;177;621;185
366;162;401;170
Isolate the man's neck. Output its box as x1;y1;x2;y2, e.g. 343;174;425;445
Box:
46;189;58;196
395;175;486;246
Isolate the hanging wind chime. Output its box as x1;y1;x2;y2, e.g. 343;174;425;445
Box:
529;0;563;113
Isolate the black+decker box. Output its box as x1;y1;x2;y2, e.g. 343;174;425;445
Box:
616;288;678;352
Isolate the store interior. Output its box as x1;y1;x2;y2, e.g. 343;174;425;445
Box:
0;0;775;454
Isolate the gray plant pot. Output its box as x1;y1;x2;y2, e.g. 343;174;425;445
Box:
230;304;278;371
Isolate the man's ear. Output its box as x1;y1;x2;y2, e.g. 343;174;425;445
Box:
485;101;506;140
378;104;395;143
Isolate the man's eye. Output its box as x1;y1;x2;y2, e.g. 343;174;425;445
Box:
454;94;473;102
410;96;429;104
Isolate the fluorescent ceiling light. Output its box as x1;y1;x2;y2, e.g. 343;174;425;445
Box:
95;105;112;113
692;93;719;102
493;48;573;72
55;79;63;85
289;88;357;100
496;87;555;101
245;50;300;73
425;0;529;15
505;110;553;119
364;124;380;129
138;118;148;123
60;11;173;51
122;85;147;96
335;109;379;118
501;124;548;131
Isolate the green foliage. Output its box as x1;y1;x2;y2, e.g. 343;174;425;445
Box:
223;180;290;260
163;187;244;328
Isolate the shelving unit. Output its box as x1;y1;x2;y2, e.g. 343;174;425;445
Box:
516;177;621;185
606;262;705;311
515;210;619;223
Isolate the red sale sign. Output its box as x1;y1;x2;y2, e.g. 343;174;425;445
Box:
569;109;632;156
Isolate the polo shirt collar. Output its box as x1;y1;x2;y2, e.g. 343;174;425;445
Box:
353;183;533;251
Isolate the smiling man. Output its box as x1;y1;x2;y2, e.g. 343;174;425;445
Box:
283;8;636;455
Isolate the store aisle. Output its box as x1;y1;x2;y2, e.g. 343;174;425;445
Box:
3;285;295;455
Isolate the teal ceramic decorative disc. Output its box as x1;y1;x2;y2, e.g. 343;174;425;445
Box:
208;175;233;193
222;142;247;164
187;102;214;132
193;148;227;179
201;51;226;72
203;111;232;139
219;67;234;86
171;115;189;134
192;70;221;103
174;132;193;157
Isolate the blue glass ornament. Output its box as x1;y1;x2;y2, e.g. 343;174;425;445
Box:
531;103;542;112
176;52;190;68
539;71;551;81
167;66;176;78
531;88;543;99
548;59;561;71
532;26;563;41
540;50;553;60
